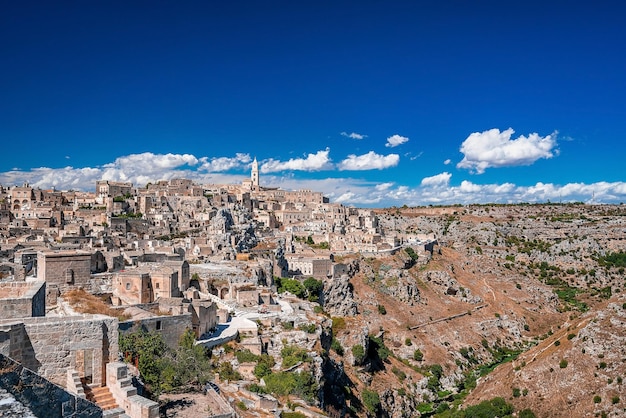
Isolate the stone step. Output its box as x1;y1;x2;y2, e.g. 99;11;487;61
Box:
83;385;119;411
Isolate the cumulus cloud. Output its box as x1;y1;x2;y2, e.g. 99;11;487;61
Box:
385;134;409;148
261;149;333;173
375;182;395;191
199;153;251;172
338;151;399;171
443;159;451;165
340;131;367;140
420;172;451;188
457;128;558;174
2;151;626;208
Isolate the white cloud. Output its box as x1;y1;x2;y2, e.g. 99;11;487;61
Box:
199;153;251;172
338;151;399;171
457;128;558;174
261;149;333;173
2;152;626;208
443;159;451;165
375;182;395;191
385;134;409;148
420;172;451;188
340;131;367;140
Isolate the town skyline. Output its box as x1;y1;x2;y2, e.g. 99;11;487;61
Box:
2;1;625;207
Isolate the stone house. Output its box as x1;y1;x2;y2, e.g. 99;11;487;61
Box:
36;250;92;301
112;271;153;305
0;280;46;319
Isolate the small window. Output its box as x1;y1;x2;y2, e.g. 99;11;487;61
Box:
155;282;160;289
65;269;74;284
125;282;130;290
156;320;162;331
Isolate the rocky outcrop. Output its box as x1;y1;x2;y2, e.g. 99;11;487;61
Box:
322;275;358;317
379;270;421;305
379;388;422;418
423;270;482;304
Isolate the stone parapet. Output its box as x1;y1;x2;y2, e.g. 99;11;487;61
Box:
106;362;158;418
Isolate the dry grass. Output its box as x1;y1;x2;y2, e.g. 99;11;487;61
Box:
62;289;131;321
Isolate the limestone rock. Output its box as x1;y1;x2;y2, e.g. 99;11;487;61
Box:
323;275;358;317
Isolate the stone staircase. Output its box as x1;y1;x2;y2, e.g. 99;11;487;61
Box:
83;384;119;411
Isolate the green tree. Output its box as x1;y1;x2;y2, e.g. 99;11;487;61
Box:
253;354;276;379
303;277;323;302
279;278;306;299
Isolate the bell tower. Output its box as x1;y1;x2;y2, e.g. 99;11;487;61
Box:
251;157;259;190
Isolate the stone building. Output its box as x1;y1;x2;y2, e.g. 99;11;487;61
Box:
164;259;190;293
37;250;92;302
0;315;118;388
96;180;133;200
112;271;153;305
285;254;333;279
0;280;46;319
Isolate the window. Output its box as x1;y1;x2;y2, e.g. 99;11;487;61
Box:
155;282;160;289
156;320;162;331
125;282;130;290
65;269;74;284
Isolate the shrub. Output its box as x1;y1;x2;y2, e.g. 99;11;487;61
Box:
518;409;537;418
236;349;259;364
362;389;381;416
298;323;317;334
352;344;366;364
593;395;602;403
281;344;309;369
559;359;568;368
331;317;346;334
413;349;424;361
331;338;344;356
405;338;412;346
512;387;521;397
377;304;387;315
612;396;620;404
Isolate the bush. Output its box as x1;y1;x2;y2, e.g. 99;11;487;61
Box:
352;344;366;364
331;338;344;356
281;344;309;369
612;396;620;404
413;349;424;361
361;389;380;416
512;387;521;397
463;397;514;417
518;409;537;418
593;395;602;403
236;349;259;364
559;359;568;368
331;317;346;334
377;304;387;315
298;323;317;333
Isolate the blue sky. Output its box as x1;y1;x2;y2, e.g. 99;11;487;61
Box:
1;1;625;207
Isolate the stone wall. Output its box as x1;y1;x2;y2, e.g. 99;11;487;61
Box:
0;353;102;418
119;313;192;349
0;280;45;319
0;315;119;388
37;250;92;294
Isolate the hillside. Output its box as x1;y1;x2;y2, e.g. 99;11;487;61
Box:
316;204;626;417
